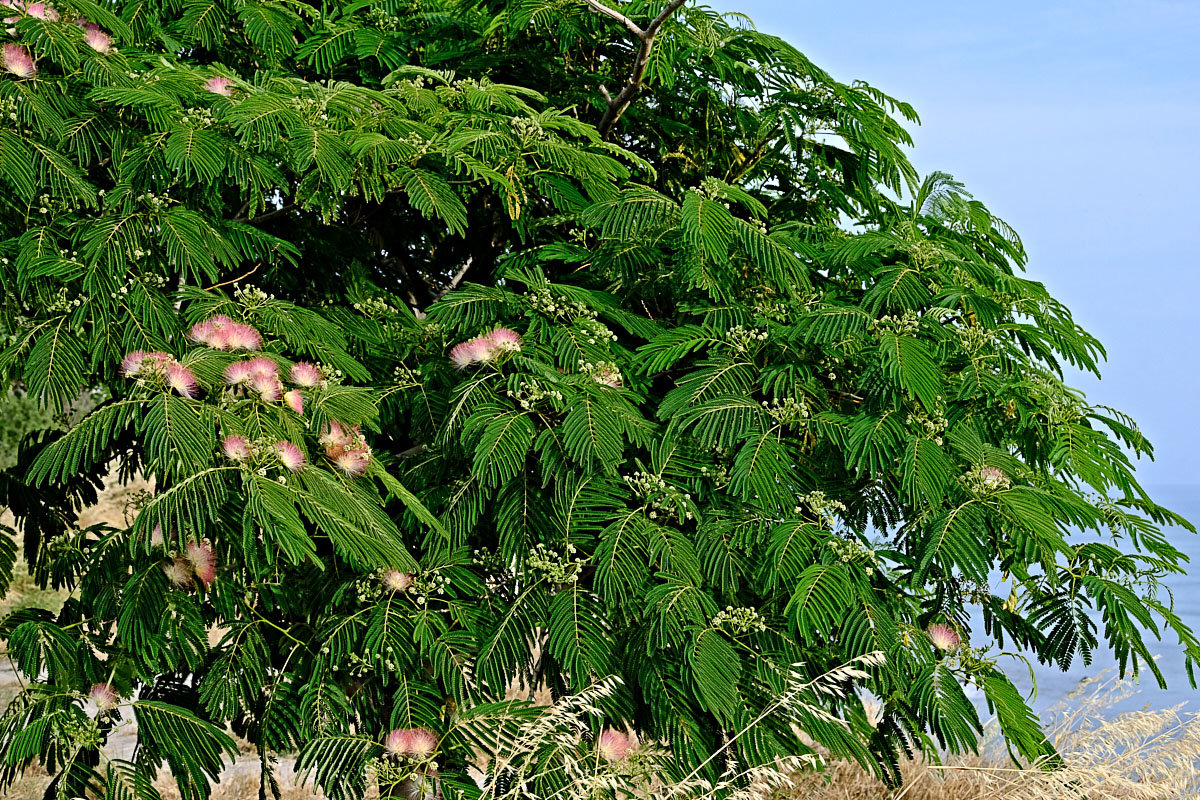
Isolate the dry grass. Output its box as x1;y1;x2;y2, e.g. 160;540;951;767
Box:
783;672;1200;800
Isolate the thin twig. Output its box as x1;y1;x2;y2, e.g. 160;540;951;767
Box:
235;203;295;224
205;262;261;291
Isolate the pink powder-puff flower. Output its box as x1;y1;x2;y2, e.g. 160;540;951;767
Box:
334;448;371;478
165;362;198;398
254;375;283;403
122;350;172;379
283;389;303;415
203;76;234;96
222;434;251;462
189;314;240;350
380;569;412;593
319;420;353;450
384;728;438;759
188;319;220;348
150;523;165;548
320;421;371;477
979;466;1011;491
274;440;305;472
185;540;217;588
82;26;110;53
142;352;174;374
289;362;323;387
89;683;119;712
26;3;56;20
596;728;633;762
224;360;254;385
384;729;410;756
927;623;961;653
448;337;491;369
485;327;522;354
246;356;278;378
120;350;151;377
163;557;192;587
1;45;34;78
224;323;262;351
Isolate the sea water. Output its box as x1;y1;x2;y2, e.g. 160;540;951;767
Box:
977;484;1200;715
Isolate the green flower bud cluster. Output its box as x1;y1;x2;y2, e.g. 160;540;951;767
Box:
697;463;729;489
391;365;420;388
906;403;947;444
826;535;879;575
55;714;102;749
871;311;921;337
527;287;595;321
956;323;992;354
410;571;449;605
762;395;811;426
353;296;399;318
507;378;564;409
795;490;846;528
625;471;693;520
527;542;583;584
725;325;769;353
233;284;274;308
510;116;546;144
180;106;216;128
45;286;85;313
711;605;767;636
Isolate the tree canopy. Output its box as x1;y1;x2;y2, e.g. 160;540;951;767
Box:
0;0;1195;797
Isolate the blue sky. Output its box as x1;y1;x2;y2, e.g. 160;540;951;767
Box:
711;1;1200;486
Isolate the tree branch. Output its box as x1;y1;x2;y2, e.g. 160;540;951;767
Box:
591;0;688;139
582;0;644;39
433;256;473;302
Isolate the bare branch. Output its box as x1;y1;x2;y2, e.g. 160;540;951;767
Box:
205;261;262;291
582;0;644;39
594;0;689;139
433;256;473;302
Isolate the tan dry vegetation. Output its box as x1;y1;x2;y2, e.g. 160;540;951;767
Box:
785;673;1200;800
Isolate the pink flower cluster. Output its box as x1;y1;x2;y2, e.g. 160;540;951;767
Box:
203;76;234;96
596;728;633;762
927;623;961;653
163;539;217;589
979;466;1011;490
384;727;438;760
189;314;262;351
225;356;283;401
225;358;321;413
274;440;305;472
81;22;110;53
0;4;114;61
381;569;413;593
89;682;120;712
222;434;251;462
448;327;522;369
319;421;372;477
1;43;35;78
221;434;305;472
120;350;199;399
2;1;57;24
